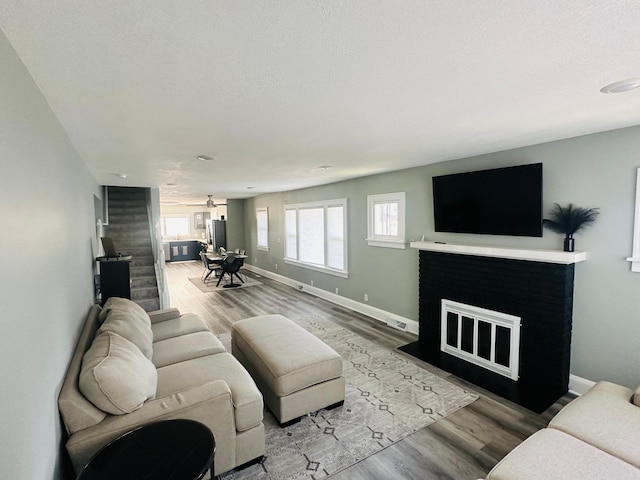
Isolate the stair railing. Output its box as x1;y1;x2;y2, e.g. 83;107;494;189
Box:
147;202;170;309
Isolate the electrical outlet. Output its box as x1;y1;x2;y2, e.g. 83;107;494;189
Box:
335;287;339;294
275;263;278;270
364;293;369;302
310;280;314;286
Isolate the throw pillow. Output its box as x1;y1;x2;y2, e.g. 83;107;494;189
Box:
98;301;154;360
79;331;157;415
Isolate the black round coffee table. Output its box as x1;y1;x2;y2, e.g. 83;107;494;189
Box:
77;419;215;480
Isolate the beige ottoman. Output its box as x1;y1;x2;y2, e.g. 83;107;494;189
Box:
231;314;345;426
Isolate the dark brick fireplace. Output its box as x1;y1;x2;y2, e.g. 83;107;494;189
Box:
402;242;584;413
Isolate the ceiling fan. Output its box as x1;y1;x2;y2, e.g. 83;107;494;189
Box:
185;195;227;208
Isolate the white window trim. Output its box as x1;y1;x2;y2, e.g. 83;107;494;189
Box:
256;207;269;251
627;168;640;271
366;192;406;249
283;198;349;278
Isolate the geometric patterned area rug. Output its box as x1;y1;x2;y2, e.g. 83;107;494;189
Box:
188;276;263;293
219;315;478;479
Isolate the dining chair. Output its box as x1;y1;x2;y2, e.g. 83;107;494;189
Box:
237;250;247;281
200;251;221;283
216;253;245;288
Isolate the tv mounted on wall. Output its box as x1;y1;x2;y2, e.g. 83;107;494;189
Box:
432;163;543;237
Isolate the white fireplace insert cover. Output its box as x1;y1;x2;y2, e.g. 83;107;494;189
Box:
441;299;521;381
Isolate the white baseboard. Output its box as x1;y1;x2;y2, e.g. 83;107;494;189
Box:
569;374;596;396
244;263;419;335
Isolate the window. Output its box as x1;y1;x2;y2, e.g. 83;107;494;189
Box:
256;208;269;251
366;192;406;249
284;198;348;277
628;168;640;272
161;215;190;237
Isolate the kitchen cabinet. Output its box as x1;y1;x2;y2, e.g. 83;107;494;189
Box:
168;240;204;261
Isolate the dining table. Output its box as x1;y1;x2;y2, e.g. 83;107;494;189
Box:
205;252;248;287
205;252;248;263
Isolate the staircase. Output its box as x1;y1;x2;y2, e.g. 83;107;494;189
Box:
105;186;160;311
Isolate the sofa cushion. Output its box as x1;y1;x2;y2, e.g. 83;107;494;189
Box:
548;381;640;469
152;331;226;368
156;352;263;432
98;305;154;360
487;428;640;480
58;304;107;435
98;297;149;325
147;308;181;324
79;331;157;415
151;312;209;342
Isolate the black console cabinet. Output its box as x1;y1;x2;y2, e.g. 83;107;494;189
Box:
97;257;132;305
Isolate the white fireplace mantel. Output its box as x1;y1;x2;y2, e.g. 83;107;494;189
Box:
410;241;586;264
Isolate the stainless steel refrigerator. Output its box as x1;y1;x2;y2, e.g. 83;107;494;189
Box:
205;219;227;251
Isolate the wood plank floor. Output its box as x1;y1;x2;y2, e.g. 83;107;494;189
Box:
166;261;575;480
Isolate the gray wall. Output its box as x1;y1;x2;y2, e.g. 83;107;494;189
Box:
0;32;100;479
225;199;246;251
244;126;640;390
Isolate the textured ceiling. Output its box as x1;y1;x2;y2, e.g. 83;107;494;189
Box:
1;0;640;204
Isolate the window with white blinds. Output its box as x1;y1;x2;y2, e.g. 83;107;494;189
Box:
298;207;324;265
285;209;297;259
284;198;348;277
256;208;269;251
326;206;344;269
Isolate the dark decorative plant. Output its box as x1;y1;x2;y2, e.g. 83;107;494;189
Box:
543;203;599;252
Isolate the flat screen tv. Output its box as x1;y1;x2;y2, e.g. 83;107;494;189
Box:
432;163;543;237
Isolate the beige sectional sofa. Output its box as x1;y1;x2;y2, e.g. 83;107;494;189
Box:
486;381;640;479
58;298;265;477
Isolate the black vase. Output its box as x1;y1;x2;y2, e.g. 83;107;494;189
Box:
564;234;575;252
